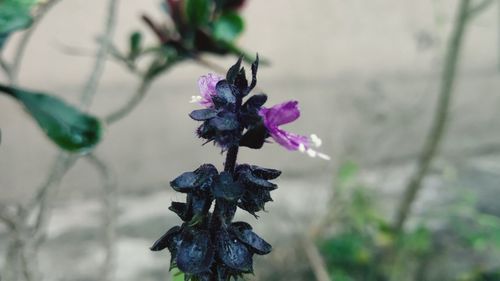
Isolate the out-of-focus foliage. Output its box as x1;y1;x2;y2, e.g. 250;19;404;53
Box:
171;268;185;281
318;162;500;281
0;0;38;49
122;0;257;80
0;85;102;152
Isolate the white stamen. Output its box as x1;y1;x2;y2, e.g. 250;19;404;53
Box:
317;152;331;161
306;148;317;158
298;143;306;153
190;95;202;103
310;134;322;147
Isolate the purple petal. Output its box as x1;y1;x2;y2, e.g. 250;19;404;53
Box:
267;127;310;151
259;100;300;127
197;73;224;107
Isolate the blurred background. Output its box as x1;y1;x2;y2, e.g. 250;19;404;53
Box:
1;0;500;280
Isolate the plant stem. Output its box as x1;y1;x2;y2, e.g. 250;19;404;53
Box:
209;93;244;281
302;236;330;281
467;0;495;18
11;0;62;84
1;1;120;280
0;57;13;80
223;146;239;173
393;0;472;233
0;203;16;228
498;0;500;71
86;154;117;281
80;0;119;109
32;154;78;245
104;76;153;124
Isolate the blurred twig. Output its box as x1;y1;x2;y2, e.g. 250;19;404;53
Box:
302;236;330;281
86;154;118;281
31;154;77;245
194;56;227;74
104;76;153;124
0;1;120;280
468;0;495;18
498;0;500;71
393;0;473;233
11;0;63;84
0;203;16;228
0;57;13;80
365;142;500;169
80;0;119;109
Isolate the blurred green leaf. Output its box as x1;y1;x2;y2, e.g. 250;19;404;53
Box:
214;0;225;11
0;85;102;152
330;270;355;281
402;227;431;254
337;162;358;186
213;12;244;42
185;0;210;27
128;31;142;60
171;268;184;281
0;0;37;49
320;233;370;266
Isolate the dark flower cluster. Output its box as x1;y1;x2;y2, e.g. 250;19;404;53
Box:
190;57;269;150
152;55;329;280
151;163;279;280
151;57;281;281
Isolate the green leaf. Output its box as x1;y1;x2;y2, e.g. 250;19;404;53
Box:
185;0;210;27
0;85;102;152
0;0;37;49
171;268;185;281
213;12;244;42
337;162;358;186
128;31;142;60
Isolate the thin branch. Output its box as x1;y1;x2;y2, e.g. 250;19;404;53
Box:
498;0;500;71
302;236;330;281
0;57;13;80
393;0;472;233
20;245;37;281
104;76;153;124
31;154;78;244
0;203;16;228
365;142;500;169
86;154;117;281
1;236;22;281
11;0;63;84
108;44;142;75
194;56;227;74
467;0;495;19
80;0;120;109
2;0;119;280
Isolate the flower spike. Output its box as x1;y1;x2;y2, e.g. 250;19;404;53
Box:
155;56;329;281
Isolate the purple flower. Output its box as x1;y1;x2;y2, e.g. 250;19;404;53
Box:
259;101;330;160
190;73;224;107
